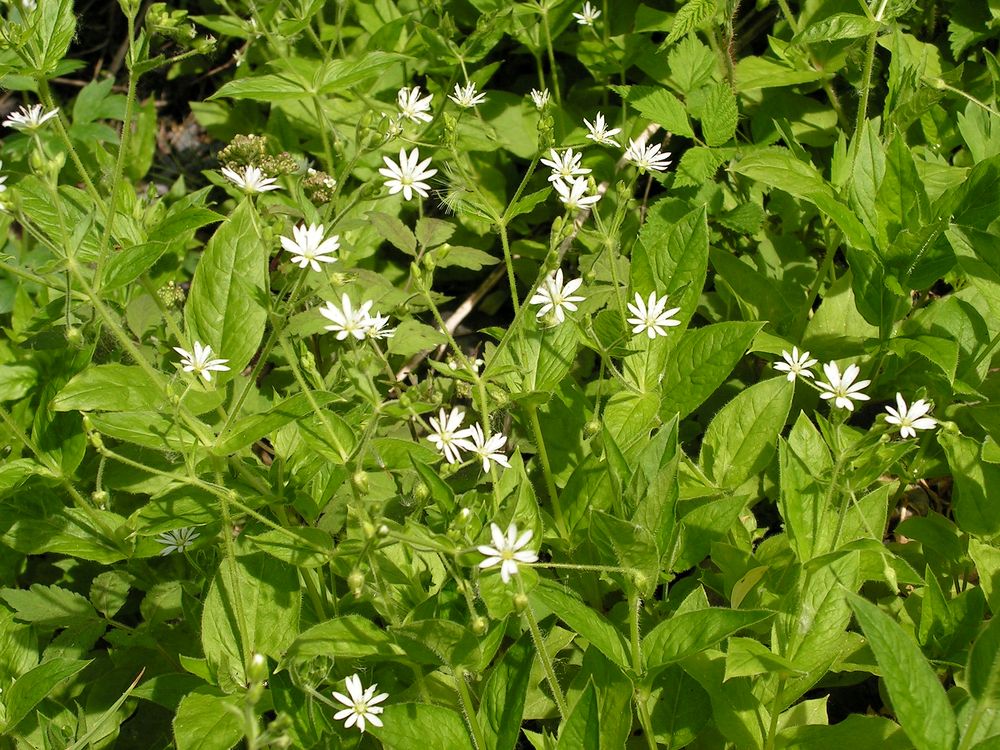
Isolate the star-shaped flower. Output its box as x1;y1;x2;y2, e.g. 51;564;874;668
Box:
378;147;438;201
626;291;681;339
816;361;871;411
397;85;433;123
624;139;673;172
584;112;621;147
365;311;396;340
156;527;200;555
332;674;388;733
477;522;538;584
529;269;585;324
530;88;550;110
280;222;339;272
3;104;59;130
552;176;601;212
572;1;602;25
540;147;591;183
449;82;487;108
427;407;475;464
320;294;374;341
456;423;511;471
221;164;281;193
773;347;818;382
884;393;937;438
173;341;231;383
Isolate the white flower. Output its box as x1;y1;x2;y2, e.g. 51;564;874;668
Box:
449;82;487;108
774;347;818;382
573;1;602;25
397;85;433;123
457;423;511;471
280;222;339;272
884;393;937;439
427;407;475;464
584;112;621;147
378;147;438;201
529;269;585;324
816;361;871;411
365;311;396;340
221;164;281;193
530;88;550;110
332;674;388;733
552;176;601;212
0;161;7;194
540;147;591;183
477;522;538;584
173;341;231;383
3;104;59;130
156;527;200;555
320;294;374;341
624;138;673;172
626;291;681;339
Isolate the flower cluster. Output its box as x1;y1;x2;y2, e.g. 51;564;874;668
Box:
320;294;395;341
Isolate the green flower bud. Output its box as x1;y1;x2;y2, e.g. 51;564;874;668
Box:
471;615;488;635
351;471;369;494
584;419;601;438
513;593;529;613
347;569;365;596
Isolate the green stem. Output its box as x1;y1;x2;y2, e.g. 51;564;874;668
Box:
635;692;659;750
522;596;569;717
540;7;562;106
497;222;520;314
763;677;787;750
455;673;487;750
278;336;349;460
855;31;878;134
35;79;104;208
628;589;643;674
527;403;566;536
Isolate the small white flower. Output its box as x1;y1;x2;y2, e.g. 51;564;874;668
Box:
477;522;538;584
173;341;231;383
528;269;585;324
573;1;602;25
449;82;487;108
378;147;438;201
530;88;550;110
156;527;200;555
365;311;396;340
584;112;621;147
382;112;406;140
540;147;591;183
220;164;281;193
0;161;7;194
774;347;818;382
280;222;339;272
552;176;602;212
427;407;475;464
397;85;433;124
626;291;681;339
457;423;511;471
332;674;388;733
816;361;871;411
3;104;59;130
624;138;673;172
320;294;374;341
884;393;937;439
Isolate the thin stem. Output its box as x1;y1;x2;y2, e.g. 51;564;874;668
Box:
521;596;569;717
527;404;566;536
455;673;487;750
628;589;643;674
635;692;659;750
540;7;562;106
35;79;104;208
498;223;520;314
763;677;787;750
855;31;878;134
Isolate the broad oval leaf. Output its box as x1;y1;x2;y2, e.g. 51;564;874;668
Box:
643;609;774;670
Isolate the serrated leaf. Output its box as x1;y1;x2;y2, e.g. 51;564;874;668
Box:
793;13;880;44
370;211;417;255
665;0;717;45
620;85;694;138
185;200;268;376
701;82;739;146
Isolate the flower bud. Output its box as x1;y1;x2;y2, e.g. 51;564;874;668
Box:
413;482;430;503
248;653;268;683
348;569;365;597
376;524;390;538
65;326;83;345
513;593;529;613
351;471;369;494
471;615;488;635
584;419;601;438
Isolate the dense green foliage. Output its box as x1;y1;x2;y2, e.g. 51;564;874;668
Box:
1;0;1000;747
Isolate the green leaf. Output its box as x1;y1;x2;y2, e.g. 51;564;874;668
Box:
732;148;873;252
282;615;394;663
734;56;826;91
172;690;244;750
1;658;91;733
479;633;534;750
0;364;37;401
529;579;630;669
487;317;579;396
793;14;880;44
938;429;1000;536
659;322;765;419
185;200;269;376
387;319;448;357
90;570;132;618
103;242;171;292
701;377;793;490
212;392;340;455
557;680;600;749
665;0;717;45
1;583;100;628
643;609;774;670
210;73;312;101
370;703;474;749
700;82;739;146
316;51;404;93
201;553;301;686
247;527;333;568
778;413;833;561
968;615;1000;705
774;714;911;749
52;364;164;412
415;218;455;249
370;211;417;255
622;85;695;138
847;594;958;750
37;0;77;76
434;244;499;270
